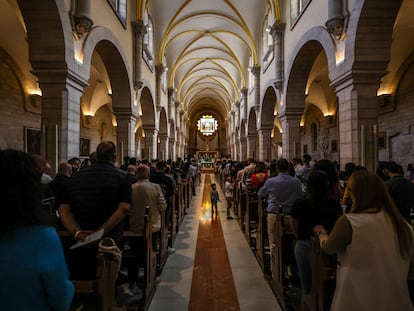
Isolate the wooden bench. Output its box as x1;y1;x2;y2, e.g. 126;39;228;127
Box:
244;190;259;249
122;207;157;309
58;231;121;310
302;232;336;311
255;198;269;274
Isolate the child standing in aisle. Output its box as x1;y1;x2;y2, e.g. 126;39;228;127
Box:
210;183;220;215
225;175;234;219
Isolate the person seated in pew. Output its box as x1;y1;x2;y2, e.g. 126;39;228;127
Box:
314;170;414;311
290;170;342;294
0;149;74;311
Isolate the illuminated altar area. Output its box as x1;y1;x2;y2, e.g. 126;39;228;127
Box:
196;115;220;169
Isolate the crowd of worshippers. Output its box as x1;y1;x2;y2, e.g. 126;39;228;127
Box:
215;155;414;310
0;142;200;310
1;143;414;310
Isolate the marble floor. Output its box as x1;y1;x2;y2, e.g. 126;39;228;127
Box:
148;174;282;311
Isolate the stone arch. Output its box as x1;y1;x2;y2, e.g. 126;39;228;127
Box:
17;0;75;76
344;0;402;77
159;107;168;135
83;27;133;113
260;83;278;128
140;86;156;129
284;27;336;115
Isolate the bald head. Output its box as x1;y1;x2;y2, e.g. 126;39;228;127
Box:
96;141;116;162
137;164;150;179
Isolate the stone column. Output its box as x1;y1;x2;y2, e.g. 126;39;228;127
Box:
155;64;165;107
168;88;176;120
280;113;302;160
251;65;261;107
36;69;87;170
159;134;169;160
258;126;273;161
240;87;248;121
270;23;285;89
235;138;241;160
114;112;137;161
143;127;158;160
169;136;176;160
132;20;147;88
333;75;379;171
247;134;257;159
240;137;247;160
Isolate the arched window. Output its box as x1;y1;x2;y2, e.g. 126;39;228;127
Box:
311;122;318;151
143;10;154;69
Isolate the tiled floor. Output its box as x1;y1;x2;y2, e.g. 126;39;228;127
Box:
148;174;282;311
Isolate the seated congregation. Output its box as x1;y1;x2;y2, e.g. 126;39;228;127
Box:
1;145;413;311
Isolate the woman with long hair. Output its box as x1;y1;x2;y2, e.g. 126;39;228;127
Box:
0;149;74;311
314;170;414;310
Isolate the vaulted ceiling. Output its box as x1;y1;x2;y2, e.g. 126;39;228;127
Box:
151;0;269;125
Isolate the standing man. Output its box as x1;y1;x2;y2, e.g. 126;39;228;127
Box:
59;141;131;279
258;158;302;278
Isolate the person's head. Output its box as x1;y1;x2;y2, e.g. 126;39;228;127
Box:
156;161;167;172
307;170;330;200
313;159;338;184
347;170;413;258
137;164;150;179
57;162;72;177
276;158;289;173
255;161;266;174
123;156;130;165
226;174;232;181
68;157;81;172
211;183;216;190
30;154;48;176
129;157;137;166
1;149;49;235
127;164;137;176
89;152;97;165
96;141;116;163
302;154;311;165
384;162;404;177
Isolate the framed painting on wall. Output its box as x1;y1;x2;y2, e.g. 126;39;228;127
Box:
378;131;387;149
79;138;90;156
24;127;41;155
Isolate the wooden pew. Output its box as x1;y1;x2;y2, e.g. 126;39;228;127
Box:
302;233;336;311
244;190;259;249
158;209;169;271
270;209;296;309
58;232;121;311
122;207;157;309
170;193;178;246
238;190;249;232
255;198;269;274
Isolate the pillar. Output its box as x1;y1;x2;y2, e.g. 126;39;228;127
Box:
280;113;302;160
114;112;137;161
258;126;273;161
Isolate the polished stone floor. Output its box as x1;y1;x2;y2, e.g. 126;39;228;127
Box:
148;174;281;311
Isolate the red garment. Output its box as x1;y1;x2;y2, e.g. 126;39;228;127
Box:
251;172;268;189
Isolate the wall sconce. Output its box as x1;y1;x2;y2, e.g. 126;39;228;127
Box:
325;115;335;127
377;94;392;107
30;94;42;108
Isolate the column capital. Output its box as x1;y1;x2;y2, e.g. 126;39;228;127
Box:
269;22;285;38
132;20;147;38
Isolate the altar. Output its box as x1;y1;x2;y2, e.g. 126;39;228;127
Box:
196;151;219;171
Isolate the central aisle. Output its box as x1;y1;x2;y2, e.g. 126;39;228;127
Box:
148;174;282;311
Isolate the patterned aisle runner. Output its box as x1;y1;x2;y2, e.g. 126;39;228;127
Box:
188;174;240;311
